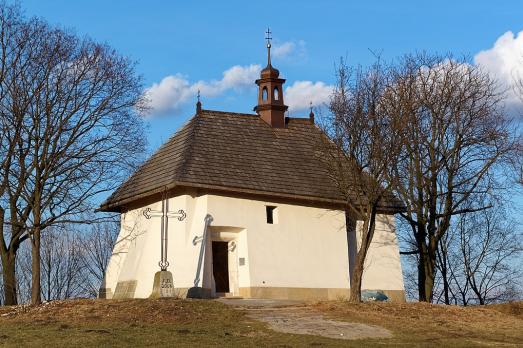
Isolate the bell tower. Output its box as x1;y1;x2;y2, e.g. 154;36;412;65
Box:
254;28;288;128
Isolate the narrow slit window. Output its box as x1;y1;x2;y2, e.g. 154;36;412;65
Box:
262;87;268;101
266;206;277;224
274;87;279;100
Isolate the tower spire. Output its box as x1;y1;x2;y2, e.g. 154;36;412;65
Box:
265;27;272;66
254;28;288;128
196;89;202;114
309;101;315;124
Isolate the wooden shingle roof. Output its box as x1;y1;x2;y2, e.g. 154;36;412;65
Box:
99;109;402;212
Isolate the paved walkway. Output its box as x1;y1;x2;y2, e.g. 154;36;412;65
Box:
217;298;392;340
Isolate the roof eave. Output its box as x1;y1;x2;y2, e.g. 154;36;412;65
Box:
98;181;405;214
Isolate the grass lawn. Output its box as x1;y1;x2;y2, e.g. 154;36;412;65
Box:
315;301;522;347
0;298;521;347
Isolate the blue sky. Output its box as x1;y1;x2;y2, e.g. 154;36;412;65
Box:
17;1;523;225
21;0;523;150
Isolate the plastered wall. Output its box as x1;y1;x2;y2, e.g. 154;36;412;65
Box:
102;192;405;299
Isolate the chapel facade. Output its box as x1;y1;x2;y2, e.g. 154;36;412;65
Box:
99;35;405;302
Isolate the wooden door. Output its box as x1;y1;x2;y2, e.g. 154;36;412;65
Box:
212;241;229;293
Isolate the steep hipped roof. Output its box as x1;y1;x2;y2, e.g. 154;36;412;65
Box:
99;109;402;212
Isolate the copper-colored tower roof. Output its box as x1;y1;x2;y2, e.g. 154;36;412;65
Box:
260;28;280;79
253;28;288;128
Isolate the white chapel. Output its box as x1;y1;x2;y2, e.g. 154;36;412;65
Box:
98;36;405;302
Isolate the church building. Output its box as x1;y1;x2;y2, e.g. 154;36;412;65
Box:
99;34;405;302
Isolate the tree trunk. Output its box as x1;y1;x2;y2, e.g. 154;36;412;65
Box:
1;251;17;305
31;182;42;305
442;271;450;305
416;229;437;303
348;207;377;303
437;246;450;304
418;250;435;302
349;256;365;302
424;265;435;302
31;228;42;305
470;278;486;305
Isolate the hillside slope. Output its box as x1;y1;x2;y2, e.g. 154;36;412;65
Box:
0;299;521;347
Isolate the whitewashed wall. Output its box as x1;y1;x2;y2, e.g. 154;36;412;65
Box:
102;192;405;299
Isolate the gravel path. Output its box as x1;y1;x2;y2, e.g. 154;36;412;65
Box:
218;298;392;340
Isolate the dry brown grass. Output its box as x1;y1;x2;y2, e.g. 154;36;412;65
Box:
0;299;521;347
315;301;523;346
489;301;523;318
0;299;350;347
1;298;223;324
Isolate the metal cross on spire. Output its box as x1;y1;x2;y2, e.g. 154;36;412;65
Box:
265;27;272;47
196;89;202;113
143;190;187;271
265;27;272;65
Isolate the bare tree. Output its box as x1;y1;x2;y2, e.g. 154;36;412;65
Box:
0;3;39;305
40;226;90;301
0;3;146;305
323;59;400;302
428;204;523;306
1;221;119;304
459;213;521;304
80;222;118;297
384;53;517;302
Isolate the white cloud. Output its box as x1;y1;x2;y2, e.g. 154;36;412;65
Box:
474;30;523;106
272;42;295;58
272;40;306;59
144;64;261;116
143;61;334;117
144;31;523;118
143;74;193;115
285;80;334;112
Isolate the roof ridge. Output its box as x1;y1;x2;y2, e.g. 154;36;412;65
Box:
202;108;313;121
200;109;258;118
287;117;314;124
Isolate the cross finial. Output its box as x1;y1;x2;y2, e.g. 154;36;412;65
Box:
196;89;202;113
265;27;272;48
309;101;315;124
265;27;272;66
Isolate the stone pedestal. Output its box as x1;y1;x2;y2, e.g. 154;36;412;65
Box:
150;270;175;298
187;286;212;299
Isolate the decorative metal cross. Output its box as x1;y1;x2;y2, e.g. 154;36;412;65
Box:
143;191;187;271
265;27;272;46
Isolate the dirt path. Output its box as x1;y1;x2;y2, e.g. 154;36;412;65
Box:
218;299;392;340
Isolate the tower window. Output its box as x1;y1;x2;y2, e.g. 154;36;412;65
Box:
262;87;268;101
274;87;279;100
266;206;277;224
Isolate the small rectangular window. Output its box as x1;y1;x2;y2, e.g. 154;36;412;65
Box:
266;206;277;224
